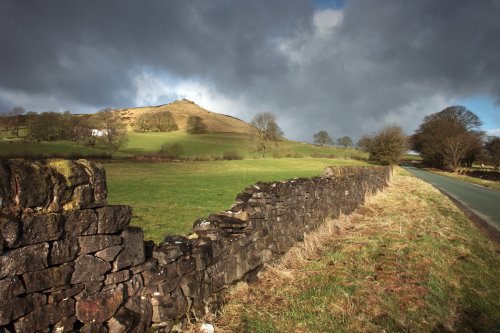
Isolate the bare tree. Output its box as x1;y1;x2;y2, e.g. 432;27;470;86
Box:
134;113;153;132
251;112;283;157
313;131;333;146
9;106;25;138
337;136;353;148
153;111;178;132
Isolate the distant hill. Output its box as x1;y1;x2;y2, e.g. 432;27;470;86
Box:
112;99;256;135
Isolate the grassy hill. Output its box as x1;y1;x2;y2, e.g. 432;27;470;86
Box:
115;99;256;134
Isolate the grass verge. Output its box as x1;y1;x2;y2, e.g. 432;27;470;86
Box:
104;158;370;242
209;167;500;332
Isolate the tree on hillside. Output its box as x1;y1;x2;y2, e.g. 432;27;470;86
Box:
412;106;483;171
186;115;207;134
485;136;500;169
134;114;153;132
313;131;333;146
363;125;408;165
337;136;353;148
153;111;178;132
251;112;284;157
96;109;128;151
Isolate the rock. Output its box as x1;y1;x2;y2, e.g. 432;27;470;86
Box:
123;297;152;333
76;284;124;324
18;212;62;245
48;284;84;303
106;307;134;333
141;263;177;286
63;209;98;237
78;235;122;254
22;264;73;293
0;215;21;248
95;245;122;262
95;206;131;234
13;298;75;333
0;242;49;279
0;296;30;325
76;159;107;208
6;159;51;210
52;315;77;333
72;255;111;284
104;270;130;285
129;258;157;274
123;274;143;297
49;238;80;265
151;288;187;322
113;228;144;271
80;324;109;333
0;276;25;299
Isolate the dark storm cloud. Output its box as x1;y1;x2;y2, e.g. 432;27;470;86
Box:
0;0;313;109
1;0;499;140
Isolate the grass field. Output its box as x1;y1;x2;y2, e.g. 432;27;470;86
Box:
210;167;500;332
104;158;371;242
0;131;367;160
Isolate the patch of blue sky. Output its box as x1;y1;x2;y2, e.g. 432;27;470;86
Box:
314;0;346;10
452;95;500;134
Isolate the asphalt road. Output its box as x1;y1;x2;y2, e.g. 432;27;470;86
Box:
403;166;500;233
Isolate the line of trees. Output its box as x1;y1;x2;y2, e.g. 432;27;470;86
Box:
312;131;354;148
0;107;128;151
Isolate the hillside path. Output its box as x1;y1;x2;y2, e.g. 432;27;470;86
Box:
403;166;500;233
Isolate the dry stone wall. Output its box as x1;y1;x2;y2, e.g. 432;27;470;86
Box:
0;159;391;332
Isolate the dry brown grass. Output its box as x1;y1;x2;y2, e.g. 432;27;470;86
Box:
186;167;500;332
112;99;257;134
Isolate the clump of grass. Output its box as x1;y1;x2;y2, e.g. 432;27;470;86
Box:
211;167;500;332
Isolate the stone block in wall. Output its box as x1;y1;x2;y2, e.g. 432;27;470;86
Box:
48;284;84;303
113;227;144;271
80;323;109;333
0;242;49;279
123;274;143;297
18;212;63;246
72;254;111;284
129;258;157;274
52;315;77;333
95;245;122;262
78;235;122;254
105;269;130;285
13;298;75;333
2;159;52;210
0;214;20;249
141;263;177;286
96;205;131;234
0;276;24;299
49;238;80;265
22;263;73;293
63;209;98;237
0;159;107;212
76;283;124;324
121;297;152;333
151;288;188;322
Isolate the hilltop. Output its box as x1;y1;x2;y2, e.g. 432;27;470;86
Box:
113;99;256;135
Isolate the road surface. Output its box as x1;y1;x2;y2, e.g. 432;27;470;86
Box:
403;166;500;233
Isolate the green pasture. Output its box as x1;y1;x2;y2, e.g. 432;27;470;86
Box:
0;131;368;160
104;158;371;242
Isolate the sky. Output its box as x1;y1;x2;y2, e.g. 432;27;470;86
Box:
0;0;499;141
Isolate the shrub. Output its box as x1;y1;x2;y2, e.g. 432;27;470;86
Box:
159;142;184;159
222;150;244;160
